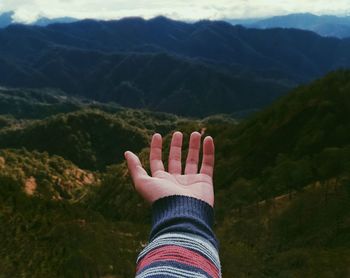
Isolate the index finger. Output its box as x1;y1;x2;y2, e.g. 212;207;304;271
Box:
150;133;165;175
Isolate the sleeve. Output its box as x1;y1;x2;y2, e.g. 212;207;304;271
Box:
135;195;221;278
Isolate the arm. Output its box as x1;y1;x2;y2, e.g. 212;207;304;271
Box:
125;131;221;278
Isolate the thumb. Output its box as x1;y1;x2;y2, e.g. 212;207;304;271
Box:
124;151;149;189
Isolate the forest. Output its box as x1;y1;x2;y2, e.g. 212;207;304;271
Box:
0;70;349;277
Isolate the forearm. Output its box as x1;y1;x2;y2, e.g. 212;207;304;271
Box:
136;195;221;278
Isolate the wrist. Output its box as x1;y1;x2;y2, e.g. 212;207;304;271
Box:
150;195;218;249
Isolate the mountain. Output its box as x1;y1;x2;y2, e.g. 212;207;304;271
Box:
207;69;349;186
0;11;77;28
0;86;133;120
232;13;350;38
1;17;350;115
0;50;289;116
0;87;183;169
0;11;14;28
0;109;149;170
33;16;78;26
0;87;84;119
3;16;350;78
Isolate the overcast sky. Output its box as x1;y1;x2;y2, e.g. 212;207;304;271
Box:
1;0;350;23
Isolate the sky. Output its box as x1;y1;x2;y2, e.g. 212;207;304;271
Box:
0;0;350;23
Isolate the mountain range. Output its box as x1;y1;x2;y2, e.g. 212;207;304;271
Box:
3;11;350;38
228;13;350;38
1;16;350;116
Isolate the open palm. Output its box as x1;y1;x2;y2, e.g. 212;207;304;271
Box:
124;131;215;207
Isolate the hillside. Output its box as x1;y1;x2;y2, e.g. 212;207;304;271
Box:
0;148;97;201
0;70;349;277
1;17;350;115
0;149;146;277
89;70;350;220
217;178;350;277
0;70;349;204
0;109;150;170
0;87;84;119
214;70;350;180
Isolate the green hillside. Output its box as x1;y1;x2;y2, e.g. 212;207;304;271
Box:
218;178;350;277
0;149;146;277
218;69;350;178
211;70;350;210
0;70;349;277
0;110;149;170
0;87;85;119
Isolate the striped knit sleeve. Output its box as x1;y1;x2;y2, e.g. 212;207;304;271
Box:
136;195;221;278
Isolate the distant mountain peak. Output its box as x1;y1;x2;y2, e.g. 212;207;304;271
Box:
33;16;77;26
226;13;350;38
0;11;14;16
150;15;172;22
279;12;317;17
148;16;185;27
0;11;14;28
0;11;78;27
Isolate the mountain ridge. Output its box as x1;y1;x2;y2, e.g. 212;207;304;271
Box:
1;16;350;116
228;13;350;38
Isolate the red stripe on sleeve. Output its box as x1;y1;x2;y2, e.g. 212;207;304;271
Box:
137;245;219;278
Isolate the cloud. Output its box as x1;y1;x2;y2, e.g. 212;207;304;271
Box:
0;0;349;23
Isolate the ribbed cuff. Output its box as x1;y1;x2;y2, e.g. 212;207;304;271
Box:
150;195;218;249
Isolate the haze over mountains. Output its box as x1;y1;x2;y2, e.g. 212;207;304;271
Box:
228;13;350;38
1;16;350;115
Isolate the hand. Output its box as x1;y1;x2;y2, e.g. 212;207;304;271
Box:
124;131;215;207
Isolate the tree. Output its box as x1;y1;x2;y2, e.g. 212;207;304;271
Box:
314;147;346;201
231;178;256;216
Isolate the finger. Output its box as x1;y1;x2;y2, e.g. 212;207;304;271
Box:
185;131;201;174
168;131;183;174
150;133;165;176
200;136;215;177
124;151;149;187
